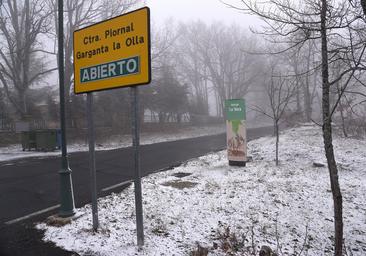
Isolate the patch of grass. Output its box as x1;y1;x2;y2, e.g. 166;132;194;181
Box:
190;243;209;256
46;215;71;227
151;226;169;237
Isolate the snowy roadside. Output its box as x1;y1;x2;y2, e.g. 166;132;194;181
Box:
0;124;225;163
37;124;366;256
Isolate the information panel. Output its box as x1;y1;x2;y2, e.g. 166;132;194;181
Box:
225;99;247;166
73;7;151;94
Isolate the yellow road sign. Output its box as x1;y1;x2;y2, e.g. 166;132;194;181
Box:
73;7;151;94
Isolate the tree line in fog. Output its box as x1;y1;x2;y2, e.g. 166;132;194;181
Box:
0;0;365;138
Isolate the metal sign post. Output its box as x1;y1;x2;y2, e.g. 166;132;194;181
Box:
87;93;99;231
58;0;75;218
130;86;144;247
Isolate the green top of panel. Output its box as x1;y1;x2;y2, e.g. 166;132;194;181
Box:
225;99;246;121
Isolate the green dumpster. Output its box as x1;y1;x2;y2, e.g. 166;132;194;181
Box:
21;131;37;151
35;129;58;151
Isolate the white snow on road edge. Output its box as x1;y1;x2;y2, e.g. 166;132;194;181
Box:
37;125;366;255
0;125;225;163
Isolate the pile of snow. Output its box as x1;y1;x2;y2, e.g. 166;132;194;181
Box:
0;124;225;163
37;125;366;255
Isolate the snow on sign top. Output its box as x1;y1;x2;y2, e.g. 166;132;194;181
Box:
73;7;151;94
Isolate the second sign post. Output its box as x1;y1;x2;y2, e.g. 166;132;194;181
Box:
225;99;247;166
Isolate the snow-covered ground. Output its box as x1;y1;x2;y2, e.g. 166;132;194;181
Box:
0;125;225;163
37;124;366;255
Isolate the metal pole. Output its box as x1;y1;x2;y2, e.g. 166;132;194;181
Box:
58;0;75;217
87;93;99;231
130;86;144;247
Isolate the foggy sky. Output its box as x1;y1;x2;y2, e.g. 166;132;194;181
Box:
45;0;263;88
146;0;263;27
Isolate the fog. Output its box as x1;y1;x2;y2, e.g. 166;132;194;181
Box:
147;0;263;27
0;0;365;138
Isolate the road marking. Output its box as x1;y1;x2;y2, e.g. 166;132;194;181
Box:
5;204;60;225
101;180;133;192
4;181;132;225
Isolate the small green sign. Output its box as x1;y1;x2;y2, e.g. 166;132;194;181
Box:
80;56;140;84
225;99;246;121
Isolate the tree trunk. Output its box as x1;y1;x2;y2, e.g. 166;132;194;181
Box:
22;0;30;119
304;40;312;122
275;119;279;166
362;0;366;16
296;85;302;115
177;113;182;123
22;92;27;119
320;1;343;255
304;81;312;122
339;101;348;138
293;57;302;117
158;112;165;123
204;70;209;115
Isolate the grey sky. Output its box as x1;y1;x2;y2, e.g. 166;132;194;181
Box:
45;0;263;88
146;0;262;27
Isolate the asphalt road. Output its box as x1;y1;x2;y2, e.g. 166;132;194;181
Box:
0;126;272;256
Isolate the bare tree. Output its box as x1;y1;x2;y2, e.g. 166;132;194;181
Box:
150;19;179;67
205;23;262;116
253;61;296;166
288;39;320;122
360;0;366;15
177;21;210;116
226;0;366;255
177;22;262;117
0;0;55;119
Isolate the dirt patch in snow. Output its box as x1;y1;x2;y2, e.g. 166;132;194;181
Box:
161;180;199;189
